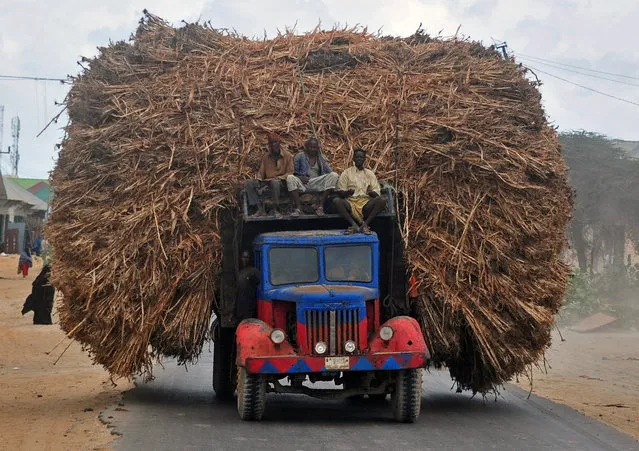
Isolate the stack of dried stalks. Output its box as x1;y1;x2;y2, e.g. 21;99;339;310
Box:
47;12;572;391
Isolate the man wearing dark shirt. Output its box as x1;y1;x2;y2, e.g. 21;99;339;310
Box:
234;251;261;322
244;133;295;218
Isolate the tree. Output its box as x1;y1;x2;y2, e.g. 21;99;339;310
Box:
560;131;639;272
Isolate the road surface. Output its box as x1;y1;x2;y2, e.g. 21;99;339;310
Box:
104;349;638;451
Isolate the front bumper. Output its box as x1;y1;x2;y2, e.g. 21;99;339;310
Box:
236;316;430;375
245;351;428;374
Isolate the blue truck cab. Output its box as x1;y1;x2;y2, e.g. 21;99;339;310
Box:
232;230;429;422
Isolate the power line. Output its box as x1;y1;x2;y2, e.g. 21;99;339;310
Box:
518;56;639;88
518;53;639;81
524;65;639;108
0;74;67;83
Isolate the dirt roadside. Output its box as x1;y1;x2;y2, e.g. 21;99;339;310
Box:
0;255;131;451
516;328;639;440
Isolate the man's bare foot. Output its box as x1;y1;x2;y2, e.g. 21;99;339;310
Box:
360;224;373;235
344;225;360;235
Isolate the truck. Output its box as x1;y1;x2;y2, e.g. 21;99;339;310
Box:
211;184;430;422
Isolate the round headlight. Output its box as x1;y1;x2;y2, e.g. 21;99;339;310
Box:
344;340;357;353
315;341;328;355
380;326;394;341
270;329;285;344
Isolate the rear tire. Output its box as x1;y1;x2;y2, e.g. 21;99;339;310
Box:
391;369;422;423
213;330;235;400
237;367;266;421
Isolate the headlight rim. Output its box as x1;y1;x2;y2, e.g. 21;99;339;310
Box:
379;325;394;341
270;328;286;344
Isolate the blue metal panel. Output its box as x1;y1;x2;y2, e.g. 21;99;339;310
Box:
254;230;380;303
254;229;379;246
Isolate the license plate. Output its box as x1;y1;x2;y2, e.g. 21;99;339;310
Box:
325;356;350;370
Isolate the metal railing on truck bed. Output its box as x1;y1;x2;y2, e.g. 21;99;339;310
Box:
240;182;397;222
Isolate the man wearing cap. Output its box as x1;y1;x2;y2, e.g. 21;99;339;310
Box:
244;133;295;218
286;137;339;216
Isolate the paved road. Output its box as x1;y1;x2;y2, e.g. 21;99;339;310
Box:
104;348;638;451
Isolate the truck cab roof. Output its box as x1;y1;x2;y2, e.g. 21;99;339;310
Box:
254;230;379;246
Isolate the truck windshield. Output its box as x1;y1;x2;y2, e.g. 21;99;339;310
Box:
325;245;372;283
268;247;319;286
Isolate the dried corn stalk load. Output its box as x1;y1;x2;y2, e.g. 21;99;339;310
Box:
47;12;572;391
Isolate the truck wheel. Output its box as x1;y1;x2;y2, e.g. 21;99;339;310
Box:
213;336;235;400
237;367;266;421
391;369;422;423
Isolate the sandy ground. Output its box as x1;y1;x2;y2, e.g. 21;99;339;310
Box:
516;328;639;440
0;255;131;451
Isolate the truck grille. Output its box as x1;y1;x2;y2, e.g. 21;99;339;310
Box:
304;308;360;356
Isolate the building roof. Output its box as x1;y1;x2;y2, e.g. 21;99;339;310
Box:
11;177;49;191
0;174;48;211
28;183;53;204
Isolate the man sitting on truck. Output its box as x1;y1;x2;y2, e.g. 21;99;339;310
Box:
332;147;387;234
244;132;295;218
286;137;339;217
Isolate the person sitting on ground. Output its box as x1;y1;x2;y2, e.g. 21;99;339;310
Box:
287;137;339;217
244;133;295;218
332;147;387;235
234;251;261;323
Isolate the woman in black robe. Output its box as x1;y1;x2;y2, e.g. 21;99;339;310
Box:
21;264;55;325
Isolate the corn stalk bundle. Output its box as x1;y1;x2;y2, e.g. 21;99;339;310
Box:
47;12;572;391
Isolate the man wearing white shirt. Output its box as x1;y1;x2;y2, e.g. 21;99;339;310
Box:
332;148;387;234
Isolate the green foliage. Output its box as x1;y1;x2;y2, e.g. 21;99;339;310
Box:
562;131;639;226
562;269;601;322
561;265;639;325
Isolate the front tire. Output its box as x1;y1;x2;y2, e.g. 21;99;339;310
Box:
237;367;266;421
391;369;422;423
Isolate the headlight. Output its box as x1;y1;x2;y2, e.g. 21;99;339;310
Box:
315;341;328;355
344;340;357;353
270;329;285;344
380;326;394;341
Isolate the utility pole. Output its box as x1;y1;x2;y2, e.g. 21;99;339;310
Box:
495;42;509;60
0;105;4;157
9;116;20;176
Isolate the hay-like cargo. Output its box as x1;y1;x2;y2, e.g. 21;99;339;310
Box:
47;12;572;392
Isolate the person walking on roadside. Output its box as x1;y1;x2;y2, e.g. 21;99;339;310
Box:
21;264;55;324
18;248;33;278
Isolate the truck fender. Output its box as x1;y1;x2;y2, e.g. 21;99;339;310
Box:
368;316;430;358
235;318;295;367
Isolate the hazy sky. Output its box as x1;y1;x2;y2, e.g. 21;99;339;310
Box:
1;0;637;179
